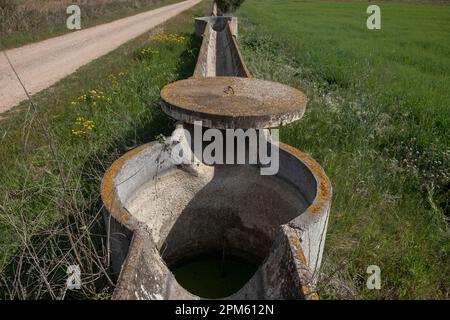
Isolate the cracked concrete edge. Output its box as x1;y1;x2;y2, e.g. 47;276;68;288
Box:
111;227;149;300
101;142;156;232
101;141;332;243
101;141;332;300
278;142;332;299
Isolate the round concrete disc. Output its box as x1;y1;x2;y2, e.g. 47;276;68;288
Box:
160;77;307;129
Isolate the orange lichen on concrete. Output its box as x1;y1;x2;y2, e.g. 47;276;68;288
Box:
101;143;153;227
289;234;308;267
289;235;301;247
302;285;310;294
297;248;308;266
279;143;332;215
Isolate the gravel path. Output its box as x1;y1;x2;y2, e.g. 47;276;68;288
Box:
0;0;201;113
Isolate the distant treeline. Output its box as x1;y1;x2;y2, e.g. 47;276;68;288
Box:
217;0;245;13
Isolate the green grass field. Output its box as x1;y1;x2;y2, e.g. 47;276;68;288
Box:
0;0;448;299
237;0;449;299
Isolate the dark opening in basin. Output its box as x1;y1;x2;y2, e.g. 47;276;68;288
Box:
171;252;258;299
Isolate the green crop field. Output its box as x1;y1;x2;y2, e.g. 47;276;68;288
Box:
237;0;449;299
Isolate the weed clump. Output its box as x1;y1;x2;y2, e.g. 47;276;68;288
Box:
217;0;245;13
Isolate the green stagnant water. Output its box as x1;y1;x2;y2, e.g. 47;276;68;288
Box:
172;254;258;299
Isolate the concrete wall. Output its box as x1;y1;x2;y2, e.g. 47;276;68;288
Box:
102;3;332;300
193;16;250;78
102;137;331;299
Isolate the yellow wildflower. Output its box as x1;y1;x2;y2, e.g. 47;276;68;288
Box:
71;129;84;137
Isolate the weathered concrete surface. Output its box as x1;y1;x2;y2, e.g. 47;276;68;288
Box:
126;164;308;262
165;13;307;129
161;77;307;128
101;134;331;299
193;23;217;77
102;3;332;300
193;16;249;78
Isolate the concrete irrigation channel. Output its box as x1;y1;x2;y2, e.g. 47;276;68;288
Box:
101;2;332;300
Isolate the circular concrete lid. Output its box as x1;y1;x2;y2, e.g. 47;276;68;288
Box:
160;77;307;129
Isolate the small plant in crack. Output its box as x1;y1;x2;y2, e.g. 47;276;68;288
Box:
153;133;173;196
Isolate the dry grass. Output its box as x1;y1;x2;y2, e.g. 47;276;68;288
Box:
0;0;180;48
0;0;208;299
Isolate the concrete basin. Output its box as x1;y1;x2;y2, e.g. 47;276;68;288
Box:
101;2;332;300
101;132;331;299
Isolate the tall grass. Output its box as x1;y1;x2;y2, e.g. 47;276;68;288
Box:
0;0;207;298
237;0;449;299
0;0;182;48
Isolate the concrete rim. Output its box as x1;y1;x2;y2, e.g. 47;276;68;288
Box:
101;142;331;231
160;77;307;129
100;142;331;300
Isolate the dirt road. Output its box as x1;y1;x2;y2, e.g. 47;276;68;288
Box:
0;0;201;113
